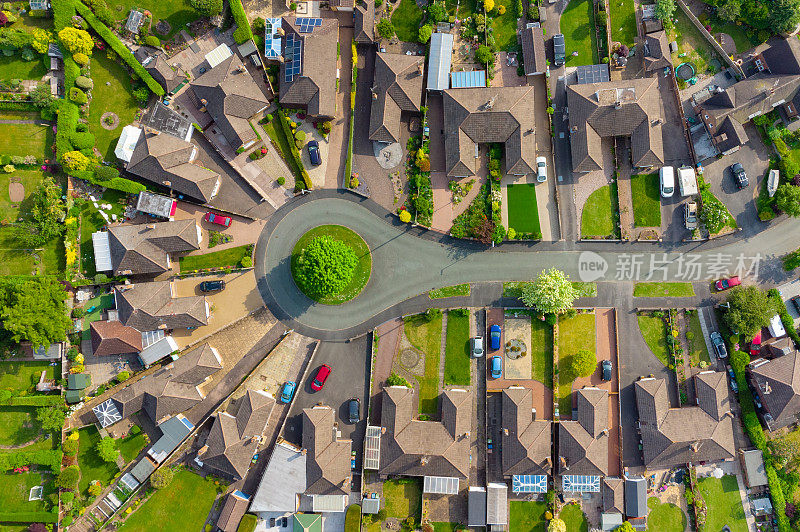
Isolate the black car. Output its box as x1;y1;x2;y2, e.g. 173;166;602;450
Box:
726;367;739;393
348;397;360;423
710;331;728;359
199;279;225;293
307;140;321;166
601;360;612;381
553;34;566;66
731;162;749;189
791;295;800;315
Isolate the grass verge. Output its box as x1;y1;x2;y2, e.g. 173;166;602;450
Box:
429;283;470;299
633;282;695;297
443;311;471;386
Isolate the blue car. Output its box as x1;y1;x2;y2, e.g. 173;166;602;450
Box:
280;381;296;403
490;356;502;379
490;325;501;350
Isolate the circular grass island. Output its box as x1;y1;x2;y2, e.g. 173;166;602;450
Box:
290;225;372;305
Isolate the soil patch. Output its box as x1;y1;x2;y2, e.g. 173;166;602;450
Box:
8;182;24;203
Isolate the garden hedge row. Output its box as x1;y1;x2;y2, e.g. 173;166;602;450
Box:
276;109;313;190
229;0;253;44
0;511;58;523
72;1;165;96
0;101;38;112
7;396;64;406
0;449;63;474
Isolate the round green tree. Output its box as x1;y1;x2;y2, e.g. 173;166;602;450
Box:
294;236;358;298
520;268;579;314
570;349;597;379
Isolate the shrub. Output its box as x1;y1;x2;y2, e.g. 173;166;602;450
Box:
130;425;142;435
399;209;412;223
87;482;103;497
96;437;119;463
240;256;253;268
93;165;119;182
424;308;442;321
189;0;223;16
62;438;79;456
69;131;95;150
386;372;411;387
69;87;87;105
56;465;80;489
61;150;91;171
277;176;286;186
75;75;93;90
58;27;93;55
144;35;161;47
3;164;14;173
72;52;88;66
116;371;130;382
150;467;174;489
377;18;395;39
419;24;433;43
569;349;597;378
229;0;253;44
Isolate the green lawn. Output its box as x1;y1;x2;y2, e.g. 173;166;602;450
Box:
88;52;141;162
118;430;148;464
687;311;711;366
608;0;636;46
0;170;52;224
506;183;542;236
581;184;619;238
630;173;662;227
79;190;128;277
0;226;62;276
432;523;458;532
262;119;305;189
509;501;548;532
180;244;252;273
695;475;747;532
559;503;588;532
105;0;200;40
530;318;554;388
382;478;422;521
76;427;120;496
646;497;686;532
0;123;52;159
0;432;55;455
0;54;47;81
0;471;53;514
443;311;471;386
706;18;760;54
429;283;470;299
669;9;723;77
491;0;519;51
79;293;116;341
560;0;599;66
637;314;670;367
557;312;595;416
0;361;54;392
391;0;424;43
0;407;41;446
404;313;443;415
290;224;371;305
633;282;695;297
119;469;218;532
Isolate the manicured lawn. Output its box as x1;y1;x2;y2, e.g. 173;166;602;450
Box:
608;0;636;46
180;244;253;273
0;123;52;159
637;314;670;367
88;53;141;162
0;407;41;446
119;469;218;532
382;478;422;521
509;500;548;532
76;426;120;496
443;311;471;386
630;173;662;227
391;0;424;43
530;318;553;388
105;0;201;40
560;0;599;66
118;430;148;463
432;523;458;532
646;497;686;532
581;184;619;238
0;54;47;81
0;471;53;514
0;170;52;224
559;503;588;532
491;0;519;51
0;432;55;455
404;313;443;415
557;312;595;416
290;224;371;305
0;361;54;392
79;293;116;341
695;475;747;532
705;18;759;54
506;183;542;235
0;226;62;276
429;283;470;299
687;311;711;365
79;189;128;277
633;282;695;297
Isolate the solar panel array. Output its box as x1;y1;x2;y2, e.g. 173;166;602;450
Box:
364;425;381;469
264;17;282;59
284;34;303;83
562;474;601;493
423;476;460;495
576;64;610;84
296;17;322;33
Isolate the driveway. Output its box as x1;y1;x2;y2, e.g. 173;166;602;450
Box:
172;201;266;249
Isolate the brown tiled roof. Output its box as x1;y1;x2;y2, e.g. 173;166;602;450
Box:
126;132;220;203
216;492;250;532
108;219;200;276
90;320;143;356
634;372;735;468
112;343;222;422
303;405;352;495
115;281;207;331
201;390;274;480
602;477;624;513
749;352;800;430
369;53;424;143
379;386;471;479
190;54;270;150
354;3;375;43
558;388;609;476
135;47;185;93
520;26;546;75
443;87;536;177
640;31;671;72
501;387;552;477
279;18;339;118
567;77;664;172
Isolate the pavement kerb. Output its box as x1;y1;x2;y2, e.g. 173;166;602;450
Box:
613;308;624;477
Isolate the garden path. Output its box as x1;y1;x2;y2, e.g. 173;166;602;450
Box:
0;435;43;449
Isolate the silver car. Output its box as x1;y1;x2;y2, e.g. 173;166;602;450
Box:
536;156;547;183
684;202;698;230
471;337;484;358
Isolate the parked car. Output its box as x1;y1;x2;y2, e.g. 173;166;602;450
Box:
553;34;566;66
204;212;232;227
791;295;800;315
490;356;503;379
199;279;225;293
602;360;612;381
715;276;741;291
659;166;675;198
490;324;501;350
307;140;321;166
726;368;739;393
471;337;484;358
280;381;296;403
536;156;547;183
684;201;698;230
710;332;728;359
348;397;360;423
311;364;331;391
731;163;749;189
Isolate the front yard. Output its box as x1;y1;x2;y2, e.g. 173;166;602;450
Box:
404;313;443;415
686;311;710;365
443;310;471;386
509;500;548;531
88;53;141;162
506;183;542;237
695;474;747;532
530;318;553;388
637;313;670;367
557;312;595;415
630;173;661;227
581;183;620;238
560;0;599;66
179;244;253;273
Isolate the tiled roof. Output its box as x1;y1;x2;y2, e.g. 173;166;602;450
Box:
90;320;143;356
135;47;185;93
501;387;552;477
303;406;352;495
558;388;609;476
749;351;800;430
108;219;200;276
354;3;375;43
115;281;207;331
520;26;546;75
369;53;424;143
602;477;624;513
216;492;250;532
640;31;671;72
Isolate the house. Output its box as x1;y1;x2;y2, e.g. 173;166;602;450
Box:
443;86;536;178
639;31;671;73
748;351;800;431
90;320;143;357
566;77;665;173
134;47;186;95
427;33;454;91
635;371;736;468
740;449;769;491
115;281;208;331
198;390;274;480
216;491;251;532
190;47;270;151
98;219;201;276
558;387;609;489
354;3;375;44
501;387;551;493
378;386;471;480
303;405;352;507
368;53;424;144
278;18;339;119
123;128;221;203
520;24;546;76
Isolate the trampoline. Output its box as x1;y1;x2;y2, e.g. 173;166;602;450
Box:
676;62;696;81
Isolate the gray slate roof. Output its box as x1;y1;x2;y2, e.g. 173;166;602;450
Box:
521;26;546;75
558;387;609;476
501;387;552;477
108;219;200;276
603;477;624;513
741;449;768;488
625;477;648;518
369;53;424;143
115;281;207;331
303;405;353;495
640;31;671;72
354;3;375;43
748;351;800;431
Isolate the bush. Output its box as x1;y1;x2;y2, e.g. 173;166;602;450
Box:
229;0;253;44
0;449;63;473
72;52;88;66
377;18;395;39
69;87;87;105
240;256;253;268
87;482;103;497
424;308;442;321
130;425;142;435
116;371;130;382
56;465;80;489
75;75;92;90
94;165;119;182
150;467;174;489
144;35;161;47
62;438;79;456
189;0;223;16
386;373;412;387
294;236;357;297
69;131;95;150
96;437;119;463
237;514;257;532
277;176;286;186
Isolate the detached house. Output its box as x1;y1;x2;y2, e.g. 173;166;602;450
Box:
748;351;800;431
558;387;609;493
368;53;424;144
115;281;208;331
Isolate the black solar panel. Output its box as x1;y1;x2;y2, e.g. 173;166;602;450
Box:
296;17;322;33
284;34;302;83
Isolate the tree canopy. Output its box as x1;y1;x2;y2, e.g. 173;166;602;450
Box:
548;518;566;532
36;406;66;433
377;18;395;39
150;467;174;489
724;286;775;338
0;276;71;349
19;176;66;247
418;24;433;43
476;45;494;64
775;184;800;217
96;437;119;463
520;269;578;314
771;0;800;33
293;236;358;298
655;0;676;21
57;27;93;55
189;0;223;16
570;349;597;379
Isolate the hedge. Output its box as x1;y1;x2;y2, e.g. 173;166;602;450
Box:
0;511;58;524
237;514;257;532
0;101;37;112
0;450;63;473
276;109;312;190
73;1;165;96
6;396;64;407
230;0;253;44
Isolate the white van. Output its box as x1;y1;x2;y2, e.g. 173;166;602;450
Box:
659;166;675;198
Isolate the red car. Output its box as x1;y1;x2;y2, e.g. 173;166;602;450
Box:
311;364;331;391
715;276;741;291
204;212;232;227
